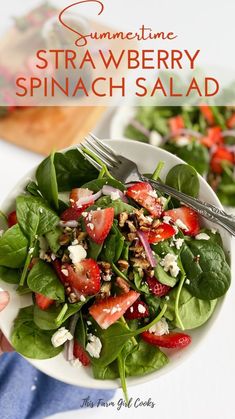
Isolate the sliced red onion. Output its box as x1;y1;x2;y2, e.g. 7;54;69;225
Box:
137;230;157;268
65;313;80;362
102;185;128;203
76;190;102;207
130;118;151;138
164;128;202;142
222;130;235;138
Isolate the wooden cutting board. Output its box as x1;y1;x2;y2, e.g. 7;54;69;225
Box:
0;11;136;155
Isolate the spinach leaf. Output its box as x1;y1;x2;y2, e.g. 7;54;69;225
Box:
11;306;62;359
87;238;103;260
82;178;125;193
180;240;231;300
33;304;63;330
25;181;42;197
27;260;65;301
100;223;124;263
0;224;28;268
108;200;135;216
54;149;98;192
16;196;59;240
45;228;61;254
0;266;20;284
133;270;150;295
163;286;217;329
62;299;91;323
125;340;168;376
154;259;178;287
144;294;161;318
92;360;119;379
166;164;200;198
36;152;59;210
91;322;132;367
75;312;87;347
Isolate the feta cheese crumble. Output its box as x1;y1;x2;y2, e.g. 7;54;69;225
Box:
61;269;69;277
163;216;172;224
149;318;169;336
175;219;189;231
185;279;191;285
175;136;191;147
195;233;210;241
51;327;73;348
110;191;120;201
138;304;146;314
68;244;87;264
80;295;86;302
148;190;158;198
160;253;180;277
86;334;102;358
174;237;184;250
87;223;94;230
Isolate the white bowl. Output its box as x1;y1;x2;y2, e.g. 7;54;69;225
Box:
0;140;232;388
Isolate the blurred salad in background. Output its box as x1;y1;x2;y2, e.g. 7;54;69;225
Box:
125;105;235;207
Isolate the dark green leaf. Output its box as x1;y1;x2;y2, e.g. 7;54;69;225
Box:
27;260;65;301
0;224;28;268
33;304;63;330
0;266;20;284
166;164;200;198
45;227;61;254
36;152;59;210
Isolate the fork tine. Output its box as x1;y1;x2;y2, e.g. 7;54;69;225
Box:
77;144;102;172
83;137;113;168
85;137;118;167
88;133;120;163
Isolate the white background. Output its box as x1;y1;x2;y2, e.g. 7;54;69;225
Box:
0;1;235;418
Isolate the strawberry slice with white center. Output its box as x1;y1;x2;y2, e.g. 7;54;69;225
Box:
89;290;140;329
163;206;200;236
65;259;101;296
83;208;114;244
141;331;191;349
147;223;175;244
126;182;162;218
70;188;94;209
35;293;54;310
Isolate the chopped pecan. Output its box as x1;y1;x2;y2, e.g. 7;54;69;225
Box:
68;292;78;303
77;231;87;242
99;282;111;298
59;234;71;246
98;261;112;281
139;225;151;232
126;220;137;233
61;253;70;263
117;259;129;271
152;219;161;229
127;232;137;242
116;277;130;293
130;257;150;269
118;211;128;227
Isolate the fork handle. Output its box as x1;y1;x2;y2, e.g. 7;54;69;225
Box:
142;176;235;237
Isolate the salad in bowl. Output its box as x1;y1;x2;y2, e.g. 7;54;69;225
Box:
0;141;231;399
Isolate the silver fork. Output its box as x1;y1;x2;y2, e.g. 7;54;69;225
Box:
78;133;235;237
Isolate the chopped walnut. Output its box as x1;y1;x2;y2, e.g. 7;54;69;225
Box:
77;231;87;242
126;220;137;233
152;219;161;229
98;261;112;281
146;268;155;278
118;211;128;227
59;234;71;246
61;253;70;263
116;277;130;293
130;257;150;269
117;259;129;271
68;292;78;303
127;232;137;242
99;282;111;298
139;225;151;232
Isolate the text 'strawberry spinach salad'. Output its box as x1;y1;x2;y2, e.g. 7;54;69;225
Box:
125;105;235;206
0;148;231;400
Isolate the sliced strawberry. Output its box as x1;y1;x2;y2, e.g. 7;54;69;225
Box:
73;339;90;366
89;290;140;329
7;210;17;228
83;208;114;244
210;147;234;174
70;188;94;209
35;293;54;310
141;331;191;349
199;104;214;125
125;299;149;320
147;223;175;244
169;115;184;136
227;113;235;129
163;206;200;236
65;260;101;296
126;182;162;218
146;277;171;297
201;126;223;148
60;207;83;221
52;259;69;285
